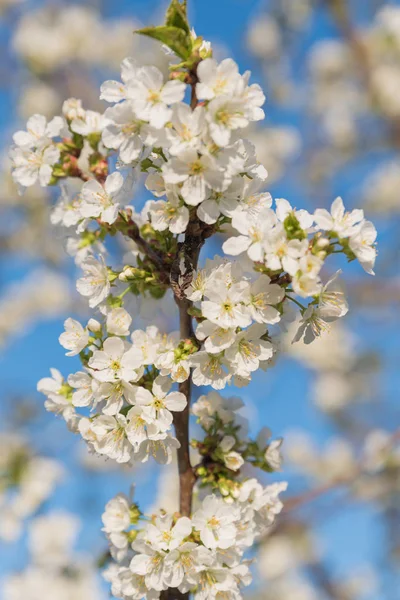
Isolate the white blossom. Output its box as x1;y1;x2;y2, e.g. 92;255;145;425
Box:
100;57;139;103
349;220;377;275
201;281;251;329
145;514;192;552
13;114;64;150
192;494;239;549
80;171;130;224
248;275;284;324
10;144;60;188
145;195;189;234
314;196;364;237
135;432;180;465
76;256;110;307
190;351;232;390
106;307;132;336
79;414;133;463
68;371;97;407
128;65;186;128
71;109;110;136
133;376;187;433
59;317;89;356
102;493;131;533
196;58;241;100
223;209;277;262
167;103;205;156
89;336;143;383
224;324;274;377
162;149;230;206
102;102;159;163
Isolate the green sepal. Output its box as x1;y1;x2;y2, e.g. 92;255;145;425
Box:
339;237;357;262
135;26;192;60
140;157;156;173
187;306;203;319
107;295;124;308
283;213;307;241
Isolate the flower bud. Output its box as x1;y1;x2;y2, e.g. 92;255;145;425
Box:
219;481;230;496
317;237;330;248
62;98;85;121
118;267;136;282
220;436;236;453
224;451;244;472
87;318;101;333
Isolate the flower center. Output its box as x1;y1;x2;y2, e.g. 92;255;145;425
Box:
147;90;161;104
239;339;257;358
166;204;177;216
222;301;233;314
153;398;165;410
252;293;267;309
249;227;262;243
207;516;220;528
216;108;231;125
180;124;192;141
122;121;141;135
110;360;121;372
162;530;172;542
95;191;112;208
189;160;205;176
214;77;227;94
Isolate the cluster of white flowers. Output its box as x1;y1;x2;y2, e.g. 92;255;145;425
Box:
102;481;286;600
10;113;65;188
3;512;104;600
225;194;376;280
39;318;199;464
0;434;63;542
185;258;283;389
191;391;283;498
12;3;377;596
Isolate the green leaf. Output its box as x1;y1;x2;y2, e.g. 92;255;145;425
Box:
166;0;190;35
135;25;192;60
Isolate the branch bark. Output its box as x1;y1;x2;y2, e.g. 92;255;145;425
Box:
163;65;203;600
125;217;168;273
174;293;197;518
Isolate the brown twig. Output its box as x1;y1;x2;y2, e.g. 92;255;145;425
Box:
125;217;168;274
163;65;204;600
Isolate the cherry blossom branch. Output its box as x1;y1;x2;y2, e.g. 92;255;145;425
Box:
15;2;379;596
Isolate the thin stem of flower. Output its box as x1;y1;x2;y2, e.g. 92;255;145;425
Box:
117;285;133;300
286;295;306;311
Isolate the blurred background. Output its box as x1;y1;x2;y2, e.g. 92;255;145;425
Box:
0;0;399;599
